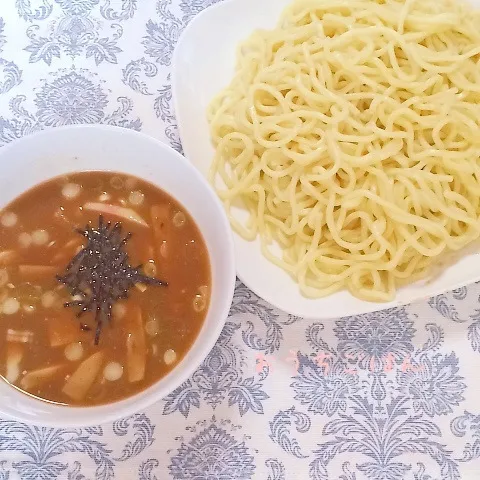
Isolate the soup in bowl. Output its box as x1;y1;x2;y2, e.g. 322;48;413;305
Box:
0;125;235;426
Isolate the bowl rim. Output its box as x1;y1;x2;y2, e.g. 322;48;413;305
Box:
0;124;236;427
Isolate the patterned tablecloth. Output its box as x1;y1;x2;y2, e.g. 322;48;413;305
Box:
0;1;479;479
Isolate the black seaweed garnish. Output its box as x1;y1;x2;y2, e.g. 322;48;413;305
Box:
57;215;166;345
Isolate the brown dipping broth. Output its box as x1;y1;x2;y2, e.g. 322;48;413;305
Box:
0;172;210;406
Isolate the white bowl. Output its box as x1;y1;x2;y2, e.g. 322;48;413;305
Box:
172;0;480;319
0;125;235;427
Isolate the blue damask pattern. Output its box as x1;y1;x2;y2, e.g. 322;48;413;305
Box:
265;458;286;480
310;396;459;480
168;418;255;479
334;307;415;371
0;0;479;478
0;18;22;94
0;414;154;479
397;352;465;417
0;68;141;145
19;0;136;65
162;318;270;417
452;411;480;463
292;353;360;416
269;407;311;458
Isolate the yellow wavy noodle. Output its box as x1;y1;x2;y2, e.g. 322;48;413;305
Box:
207;0;480;302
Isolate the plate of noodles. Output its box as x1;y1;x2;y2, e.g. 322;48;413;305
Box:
173;0;480;318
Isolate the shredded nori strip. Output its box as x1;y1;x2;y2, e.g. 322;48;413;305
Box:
56;215;166;344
